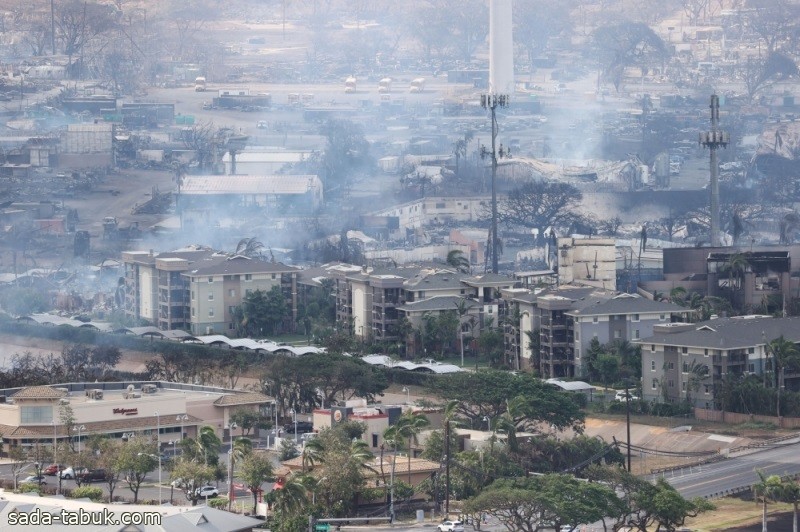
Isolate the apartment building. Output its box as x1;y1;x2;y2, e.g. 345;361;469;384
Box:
122;248;299;336
637;316;800;408
504;287;689;378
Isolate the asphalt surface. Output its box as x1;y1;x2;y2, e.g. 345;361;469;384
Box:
655;440;800;499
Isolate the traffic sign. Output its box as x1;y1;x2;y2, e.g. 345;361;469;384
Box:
314;524;330;532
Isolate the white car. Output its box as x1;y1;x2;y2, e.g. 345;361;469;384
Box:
195;485;219;498
438;521;465;532
59;467;87;480
615;391;639;402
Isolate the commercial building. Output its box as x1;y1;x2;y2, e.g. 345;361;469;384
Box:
0;381;274;450
179;174;324;213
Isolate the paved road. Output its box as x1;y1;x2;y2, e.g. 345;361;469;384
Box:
655;441;800;499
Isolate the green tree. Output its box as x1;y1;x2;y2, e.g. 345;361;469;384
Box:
239;452;274;514
596;353;620;391
775;476;800;532
386;411;430;485
229;409;267;437
115;438;158;503
429;371;585;432
95;438;123;502
754;470;784;532
768;336;800;418
171;459;216;506
240;286;289;336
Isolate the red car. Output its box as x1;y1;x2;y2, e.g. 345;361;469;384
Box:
43;464;65;476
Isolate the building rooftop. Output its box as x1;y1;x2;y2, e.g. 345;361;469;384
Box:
181;174;321;196
0;491;262;531
404;270;465;291
638;316;800;349
184;254;298;276
398;295;479;313
567;293;688;316
11;386;66;400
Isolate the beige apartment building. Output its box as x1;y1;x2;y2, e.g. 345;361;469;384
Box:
123;248;299;336
0;382;274;450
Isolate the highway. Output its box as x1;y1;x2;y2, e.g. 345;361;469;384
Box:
654;441;800;499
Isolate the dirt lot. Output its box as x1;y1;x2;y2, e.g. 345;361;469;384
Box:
683;496;794;531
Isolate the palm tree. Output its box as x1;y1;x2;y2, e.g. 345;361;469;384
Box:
670;286;688;306
301;437;324;473
768;336;800;419
271;475;309;515
234;237;265;259
779;476;800;532
387;411;430;485
685;360;709;406
197;426;222;466
754;470;782;532
446;249;471;273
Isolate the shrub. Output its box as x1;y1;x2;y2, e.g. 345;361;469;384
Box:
70;486;104;502
15;483;42;495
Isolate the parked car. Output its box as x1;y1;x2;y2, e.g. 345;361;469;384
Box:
77;469;107;483
438;521;465;532
22;475;47;485
614;390;640;402
59;467;88;480
283;421;314;434
195;485;219;498
43;464;65;476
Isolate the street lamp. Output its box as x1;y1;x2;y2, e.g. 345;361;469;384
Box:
51;421;59;496
168;440;177;504
73;425;86;468
176;414;189;440
289;409;297;443
479;92;510;274
227;448;234;510
274;401;280;450
402;386;410;405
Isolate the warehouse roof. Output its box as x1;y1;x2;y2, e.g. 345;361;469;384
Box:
180;175;321;195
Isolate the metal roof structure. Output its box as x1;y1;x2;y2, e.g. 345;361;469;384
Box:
180;174;321;196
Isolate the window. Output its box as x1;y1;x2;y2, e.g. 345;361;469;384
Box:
651;360;656;371
21;405;53;424
575;332;579;341
668;380;674;388
749;363;755;373
372;434;379;447
634;329;640;340
229;289;235;297
681;382;686;391
271;274;277;279
209;308;214;317
191;307;195;317
652;379;658;390
632;314;640;322
682;347;688;354
651;344;656;352
229;322;234;330
436;202;446;208
593;316;598;323
704;385;710;395
682;363;689;373
748;347;755;354
614;330;621;339
660;314;666;320
704;349;709;357
208;292;214;301
208;277;213;283
668;362;674;370
191;291;195;301
488;307;493;314
245;274;252;282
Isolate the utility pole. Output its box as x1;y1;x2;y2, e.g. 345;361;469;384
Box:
625;381;632;473
50;0;56;55
444;418;451;517
480;93;510;274
700;94;729;247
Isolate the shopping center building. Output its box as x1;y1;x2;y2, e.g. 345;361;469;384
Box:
0;381;274;450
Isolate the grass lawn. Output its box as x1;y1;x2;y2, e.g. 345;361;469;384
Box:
684;496;791;531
